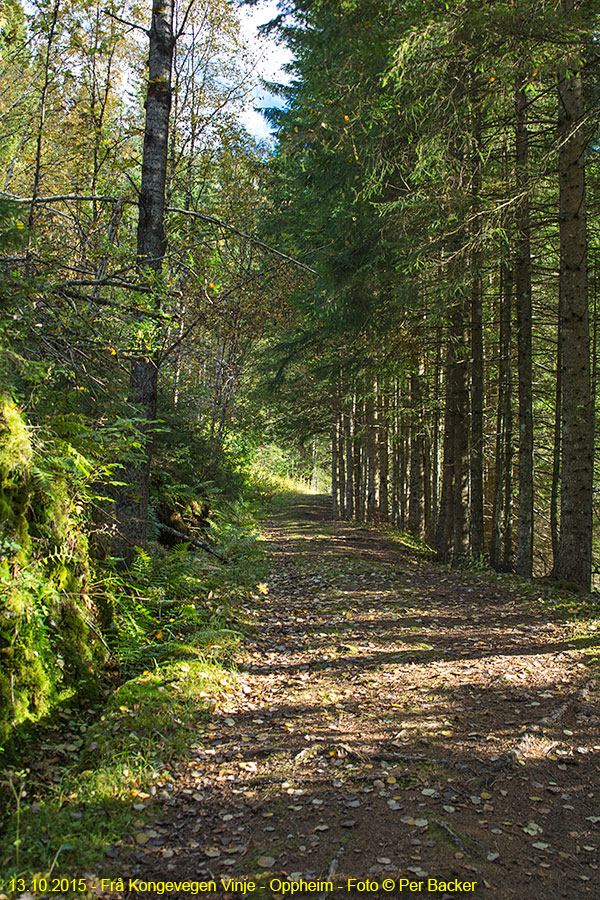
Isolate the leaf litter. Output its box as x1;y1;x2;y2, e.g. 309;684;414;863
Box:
100;496;600;898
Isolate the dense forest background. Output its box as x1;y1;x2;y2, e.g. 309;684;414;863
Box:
1;0;600;750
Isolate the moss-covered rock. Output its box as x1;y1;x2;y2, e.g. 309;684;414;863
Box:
0;395;33;551
0;395;106;744
0;396;33;478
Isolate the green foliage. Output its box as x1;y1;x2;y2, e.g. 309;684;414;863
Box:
0;381;294;748
1;654;235;883
0;200;27;257
0;0;25;53
108;492;267;671
0;397;108;746
0;433;277;879
151;407;246;507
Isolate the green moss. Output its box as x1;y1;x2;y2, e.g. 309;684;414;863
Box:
0;400;107;744
0;396;32;480
0;606;54;743
0;397;33;551
1;652;235;882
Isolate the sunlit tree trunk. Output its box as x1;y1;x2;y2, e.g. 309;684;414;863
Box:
435;336;456;561
451;292;470;567
399;423;408;531
27;0;60;241
423;432;432;540
430;333;442;543
551;321;562;562
391;380;400;526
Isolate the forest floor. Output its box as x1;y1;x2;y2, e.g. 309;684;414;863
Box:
99;493;600;900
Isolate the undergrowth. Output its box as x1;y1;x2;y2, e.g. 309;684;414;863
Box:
103;497;268;673
0;393;313;888
0;655;235;891
0;436;309;890
0;493;270;886
0;396;109;746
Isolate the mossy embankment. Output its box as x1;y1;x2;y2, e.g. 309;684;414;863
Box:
0;412;306;890
1;395;108;746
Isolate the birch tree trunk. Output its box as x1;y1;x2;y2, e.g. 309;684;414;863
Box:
27;0;60;242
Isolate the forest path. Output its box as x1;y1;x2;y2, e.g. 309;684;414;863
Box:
127;494;599;899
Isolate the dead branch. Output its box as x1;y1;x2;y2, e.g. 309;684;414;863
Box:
158;524;227;563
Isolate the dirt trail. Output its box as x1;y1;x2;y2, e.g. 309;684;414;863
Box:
121;495;600;898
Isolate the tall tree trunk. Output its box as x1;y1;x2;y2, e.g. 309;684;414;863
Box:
435;336;456;561
366;385;376;521
27;0;60;242
490;259;513;570
435;255;470;564
408;366;424;538
391;380;400;526
515;80;534;577
553;4;594;590
338;404;346;518
489;406;505;573
470;126;485;559
114;0;174;561
331;393;339;520
353;394;362;520
345;397;354;518
172;297;186;406
430;335;442;542
423;431;432;540
551;322;562;562
502;282;514;572
451;292;470;566
470;260;484;558
378;384;389;520
311;439;318;492
399;423;408;531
